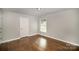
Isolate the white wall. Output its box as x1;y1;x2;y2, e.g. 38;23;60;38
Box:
29;16;38;35
1;10;38;42
3;11;20;41
20;16;30;37
0;9;2;28
39;9;79;45
75;9;79;44
20;15;38;37
0;9;3;41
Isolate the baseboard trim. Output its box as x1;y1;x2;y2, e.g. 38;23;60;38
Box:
0;37;21;44
1;33;79;47
40;34;79;46
0;33;39;44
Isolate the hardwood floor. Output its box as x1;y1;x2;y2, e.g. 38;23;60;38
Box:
0;34;79;51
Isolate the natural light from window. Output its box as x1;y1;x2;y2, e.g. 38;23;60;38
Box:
40;19;47;33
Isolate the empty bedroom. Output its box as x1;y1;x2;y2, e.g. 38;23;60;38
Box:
0;8;79;51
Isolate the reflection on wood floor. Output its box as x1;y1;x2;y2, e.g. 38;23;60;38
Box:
0;34;79;51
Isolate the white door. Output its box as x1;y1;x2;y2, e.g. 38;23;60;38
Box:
20;16;29;37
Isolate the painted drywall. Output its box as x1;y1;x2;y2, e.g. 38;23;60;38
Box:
29;15;38;35
2;11;20;41
1;10;38;42
20;15;30;37
74;9;79;44
39;9;79;45
0;9;3;41
0;9;2;28
19;15;38;37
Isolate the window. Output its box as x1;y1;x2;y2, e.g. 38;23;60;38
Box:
40;19;47;33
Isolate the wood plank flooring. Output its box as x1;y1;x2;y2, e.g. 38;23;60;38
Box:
0;34;79;51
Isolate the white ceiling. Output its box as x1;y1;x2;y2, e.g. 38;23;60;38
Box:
3;8;65;16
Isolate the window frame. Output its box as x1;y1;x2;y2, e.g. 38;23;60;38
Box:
40;18;47;33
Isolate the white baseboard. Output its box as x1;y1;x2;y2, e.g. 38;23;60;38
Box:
0;37;21;44
1;33;79;47
40;34;79;46
0;33;39;44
